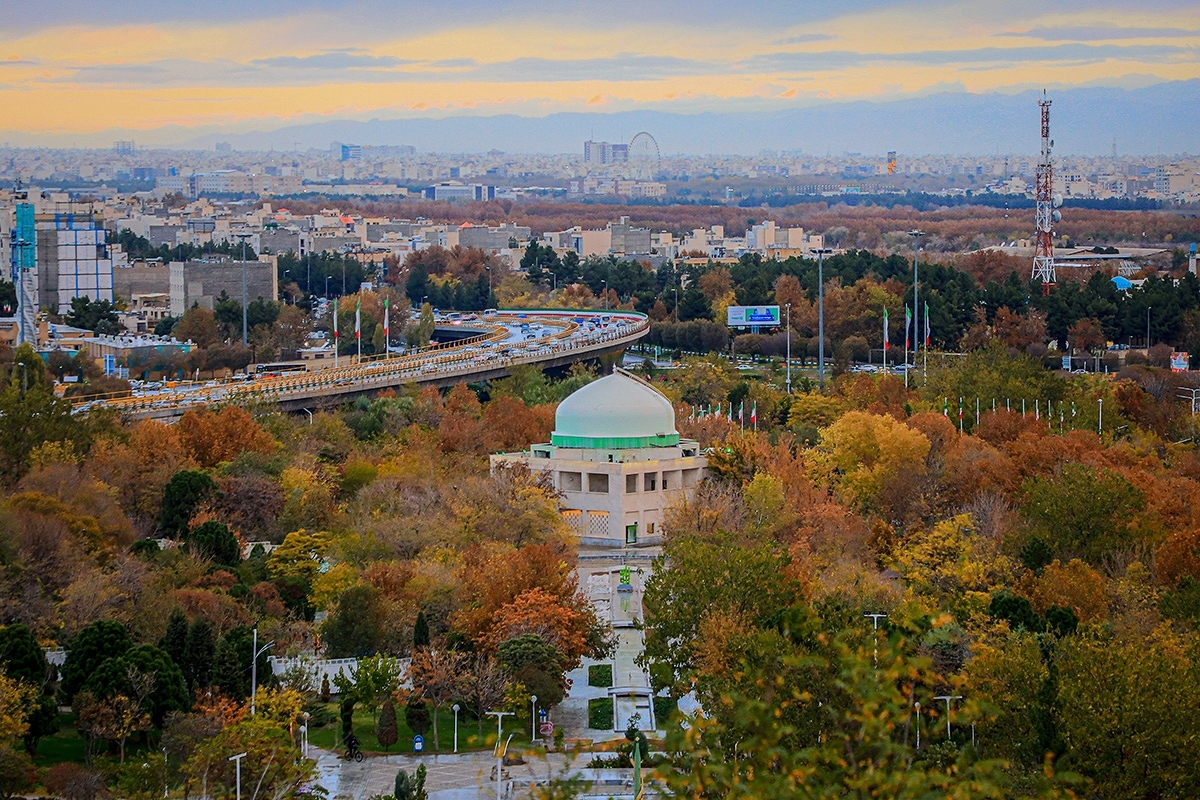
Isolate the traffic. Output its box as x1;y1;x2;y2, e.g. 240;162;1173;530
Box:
74;309;649;418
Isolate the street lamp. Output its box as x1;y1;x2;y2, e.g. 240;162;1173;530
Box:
250;623;274;716
673;286;679;323
325;276;331;298
602;280;608;311
228;752;247;800
786;302;792;394
933;694;962;738
908;231;925;386
865;612;887;667
530;695;538;743
914;702;921;749
814;248;833;389
235;233;252;347
452;704;460;753
1147;305;1152;351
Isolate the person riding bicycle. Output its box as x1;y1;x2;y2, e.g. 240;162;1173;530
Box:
345;732;361;757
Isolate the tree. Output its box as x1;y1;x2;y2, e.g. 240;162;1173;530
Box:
184;618;215;693
464;654;509;736
409;647;469;750
496;634;566;710
0;673;35;742
338;654;402;722
81;644;189;728
157;470;216;538
1068;317;1107;354
641;534;799;696
0;624;58;754
184;716;316;800
159;608;189;667
187;521;241;568
404;695;431;738
413;610;430;650
0;746;35;800
172;307;219;348
66;297;120;335
377;698;398;751
322;585;385;658
0;354;90;484
1021;463;1144;564
61;619;133;701
176;406;275;469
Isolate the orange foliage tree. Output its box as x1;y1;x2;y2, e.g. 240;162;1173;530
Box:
176;406;276;469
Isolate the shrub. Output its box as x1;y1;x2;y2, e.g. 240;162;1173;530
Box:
587;664;613;688
652;696;675;727
587;698;613;730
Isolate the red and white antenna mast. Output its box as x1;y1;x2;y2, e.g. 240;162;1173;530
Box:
1032;90;1060;293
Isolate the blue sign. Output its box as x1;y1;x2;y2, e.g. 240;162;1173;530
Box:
413;734;424;753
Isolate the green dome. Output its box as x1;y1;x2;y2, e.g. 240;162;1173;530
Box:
551;370;679;449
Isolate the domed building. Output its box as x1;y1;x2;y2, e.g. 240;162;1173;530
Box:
491;369;707;547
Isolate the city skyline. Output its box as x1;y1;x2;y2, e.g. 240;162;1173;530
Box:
1;0;1198;148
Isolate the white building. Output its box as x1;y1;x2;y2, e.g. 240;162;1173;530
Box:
491;370;707;547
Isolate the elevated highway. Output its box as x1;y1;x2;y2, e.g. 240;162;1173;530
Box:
76;310;649;421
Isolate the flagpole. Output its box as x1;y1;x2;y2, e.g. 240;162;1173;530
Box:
356;300;362;364
384;297;390;360
333;300;339;369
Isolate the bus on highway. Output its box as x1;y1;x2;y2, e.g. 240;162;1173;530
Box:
254;361;308;375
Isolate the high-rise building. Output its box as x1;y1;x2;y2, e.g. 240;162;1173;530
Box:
35;208;115;314
584;140;629;166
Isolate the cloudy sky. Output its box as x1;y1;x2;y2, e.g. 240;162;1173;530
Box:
1;0;1197;141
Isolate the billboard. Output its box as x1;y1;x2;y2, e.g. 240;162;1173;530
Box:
727;305;781;327
1171;352;1190;372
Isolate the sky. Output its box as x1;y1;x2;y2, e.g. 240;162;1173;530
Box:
1;0;1198;145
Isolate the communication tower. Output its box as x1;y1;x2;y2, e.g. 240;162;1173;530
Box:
1032;91;1061;292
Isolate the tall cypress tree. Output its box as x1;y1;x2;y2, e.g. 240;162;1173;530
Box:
413;611;430;650
160;608;189;669
184;618;215;693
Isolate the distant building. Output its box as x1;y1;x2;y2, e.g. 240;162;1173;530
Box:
113;140;135;155
457;221;531;251
168;258;278;317
584;140;629;166
341;144;363;161
423;182;496;202
492;370;706;547
34;209;116;314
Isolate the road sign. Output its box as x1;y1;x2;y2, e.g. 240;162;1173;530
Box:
413;734;424;752
539;722;554;736
727;305;780;327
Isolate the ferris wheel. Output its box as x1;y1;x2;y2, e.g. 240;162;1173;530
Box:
627;132;661;179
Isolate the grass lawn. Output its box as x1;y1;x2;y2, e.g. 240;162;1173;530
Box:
306;704;534;755
30;715;87;767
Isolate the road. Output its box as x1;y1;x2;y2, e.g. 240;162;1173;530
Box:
75;310;649;420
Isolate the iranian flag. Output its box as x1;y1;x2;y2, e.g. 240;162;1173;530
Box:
905;305;912;351
883;308;890;352
383;297;389;349
355;300;361;340
333;302;338;342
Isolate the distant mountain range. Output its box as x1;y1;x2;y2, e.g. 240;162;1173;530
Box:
10;81;1199;156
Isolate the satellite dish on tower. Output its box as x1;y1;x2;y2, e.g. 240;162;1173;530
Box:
1052;194;1063;208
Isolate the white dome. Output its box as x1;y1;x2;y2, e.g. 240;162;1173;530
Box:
552;370;679;449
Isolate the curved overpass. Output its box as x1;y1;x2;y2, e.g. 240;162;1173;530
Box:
77;310;649;421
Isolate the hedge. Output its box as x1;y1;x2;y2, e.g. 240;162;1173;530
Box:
653;696;675;727
588;664;613;688
587;698;613;730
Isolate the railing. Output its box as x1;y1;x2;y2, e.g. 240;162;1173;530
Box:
78;311;648;416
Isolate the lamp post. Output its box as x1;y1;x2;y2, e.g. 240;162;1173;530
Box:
228;752;247;800
814;248;833;388
452;704;460;753
325;276;331;299
602;280;608;311
1147;305;1152;351
914;702;921;749
486;710;514;800
529;695;538;743
864;612;887;667
301;712;310;757
250;623;274;716
933;694;963;738
786;302;792;394
908;230;925;385
235;233;252;347
673;286;679;323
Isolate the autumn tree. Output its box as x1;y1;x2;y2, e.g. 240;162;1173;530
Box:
409;647;469;750
463;654;509;737
377;698;398;751
176;405;275;469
